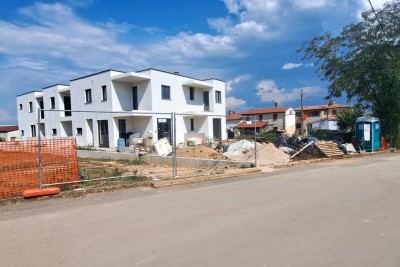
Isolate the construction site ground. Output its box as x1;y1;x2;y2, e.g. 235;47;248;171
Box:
0;144;393;205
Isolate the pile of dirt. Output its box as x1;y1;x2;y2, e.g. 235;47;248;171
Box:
224;140;290;166
176;146;229;160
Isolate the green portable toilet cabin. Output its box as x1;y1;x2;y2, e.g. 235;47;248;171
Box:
355;116;381;152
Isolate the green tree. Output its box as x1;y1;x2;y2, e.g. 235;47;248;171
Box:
336;108;362;131
299;1;400;146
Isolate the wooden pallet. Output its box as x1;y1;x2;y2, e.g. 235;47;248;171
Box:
315;142;344;157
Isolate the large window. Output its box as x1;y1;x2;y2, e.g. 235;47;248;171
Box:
189;87;195;101
50;97;55;109
85;89;92;103
102;85;107;101
162;85;170;100
215;90;222;103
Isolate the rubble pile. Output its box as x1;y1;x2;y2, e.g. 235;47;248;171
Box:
223;140;290;166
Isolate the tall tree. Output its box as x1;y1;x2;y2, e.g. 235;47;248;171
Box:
299;1;400;146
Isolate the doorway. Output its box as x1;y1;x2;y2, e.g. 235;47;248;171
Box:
98;120;109;147
157;118;171;142
213;118;221;141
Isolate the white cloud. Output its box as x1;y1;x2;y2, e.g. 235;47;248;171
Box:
256;80;322;103
226;74;251;92
291;0;330;10
281;62;302;70
226;96;246;110
7;58;48;70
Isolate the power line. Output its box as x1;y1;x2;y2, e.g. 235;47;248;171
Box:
367;0;390;41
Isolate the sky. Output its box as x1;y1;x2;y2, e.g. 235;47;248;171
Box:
0;0;388;124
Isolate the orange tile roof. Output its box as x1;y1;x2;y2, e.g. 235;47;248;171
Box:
226;113;242;121
242;107;290;115
234;121;268;129
294;103;350;111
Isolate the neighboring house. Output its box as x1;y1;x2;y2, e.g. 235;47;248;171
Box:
17;69;226;148
294;102;351;132
0;125;19;141
235;106;296;135
226;111;242;130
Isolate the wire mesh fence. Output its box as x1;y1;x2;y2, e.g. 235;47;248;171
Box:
0;138;78;198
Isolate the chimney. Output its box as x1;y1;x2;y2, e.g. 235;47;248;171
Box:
228;110;231;114
274;102;278;108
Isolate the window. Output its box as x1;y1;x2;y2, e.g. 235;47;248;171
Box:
273;127;278;131
21;130;24;136
76;128;83;135
29;102;33;113
258;115;263;121
215;90;222;103
52;129;57;136
161;85;170;100
50;97;55;109
30;125;36;137
190;118;195;131
312;111;319;117
296;112;301;117
273;114;278;121
189;87;195;101
19;104;22;110
85;89;92;103
102;85;107;101
331;109;337;116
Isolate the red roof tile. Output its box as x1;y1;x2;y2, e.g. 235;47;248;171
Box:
0;126;18;132
226;113;242;121
234;121;268;129
242;107;290;115
294;104;350;111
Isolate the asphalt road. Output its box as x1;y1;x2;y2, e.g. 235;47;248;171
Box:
1;153;400;267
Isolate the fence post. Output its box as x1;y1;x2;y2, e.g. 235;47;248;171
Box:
171;112;177;178
37;108;43;189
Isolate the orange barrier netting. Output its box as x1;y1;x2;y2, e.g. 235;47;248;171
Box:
0;138;79;199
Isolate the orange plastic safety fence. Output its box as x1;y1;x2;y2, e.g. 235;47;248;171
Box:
0;138;79;198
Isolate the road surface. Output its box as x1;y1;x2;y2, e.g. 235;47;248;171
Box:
1;153;400;266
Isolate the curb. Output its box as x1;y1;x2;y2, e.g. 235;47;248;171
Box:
151;168;262;188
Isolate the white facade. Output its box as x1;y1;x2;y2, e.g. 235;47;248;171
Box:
17;69;226;148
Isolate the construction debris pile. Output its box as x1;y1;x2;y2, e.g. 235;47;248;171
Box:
223;140;290;165
276;135;356;160
127;131;153;153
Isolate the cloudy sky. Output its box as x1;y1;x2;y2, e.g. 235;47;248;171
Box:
0;0;388;124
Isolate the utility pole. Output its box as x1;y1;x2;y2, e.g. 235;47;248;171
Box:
301;89;304;137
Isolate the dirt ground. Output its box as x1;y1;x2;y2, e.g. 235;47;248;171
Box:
176;145;229;160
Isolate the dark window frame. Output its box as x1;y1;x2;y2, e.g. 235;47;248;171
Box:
19;104;23;110
50;97;55;109
189;87;195;101
215;90;222;103
29;102;33;113
102;85;107;101
190;118;195;131
76;128;83;135
52;129;57;136
85;89;92;103
161;85;171;100
273;113;278;121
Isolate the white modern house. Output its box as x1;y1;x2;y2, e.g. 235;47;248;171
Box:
17;69;226;148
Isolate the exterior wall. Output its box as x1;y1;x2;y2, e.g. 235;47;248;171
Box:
0;130;20;141
17;69;226;147
17;91;43;139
